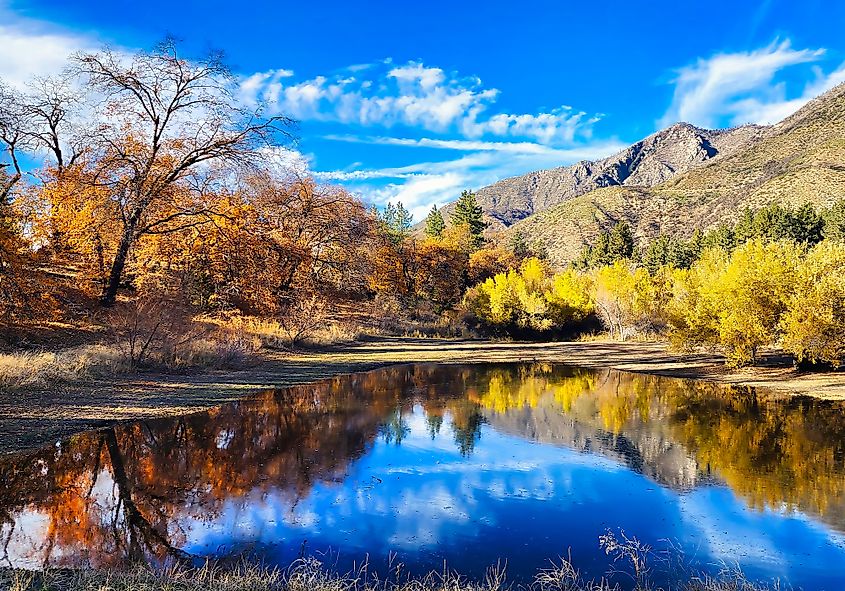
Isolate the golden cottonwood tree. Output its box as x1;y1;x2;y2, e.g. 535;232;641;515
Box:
670;240;801;366
781;241;845;367
591;261;667;339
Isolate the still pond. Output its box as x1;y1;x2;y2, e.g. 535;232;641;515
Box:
2;364;845;588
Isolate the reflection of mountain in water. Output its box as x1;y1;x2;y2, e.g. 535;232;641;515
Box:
486;398;706;490
476;366;845;533
2;363;845;570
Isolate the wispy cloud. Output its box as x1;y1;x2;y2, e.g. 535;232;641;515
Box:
312;138;625;220
240;60;600;145
661;40;843;128
323;134;624;156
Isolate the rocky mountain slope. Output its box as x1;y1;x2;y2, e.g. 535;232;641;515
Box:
452;82;845;266
441;123;765;231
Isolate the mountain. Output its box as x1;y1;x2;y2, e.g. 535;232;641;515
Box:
454;82;845;266
440;122;765;231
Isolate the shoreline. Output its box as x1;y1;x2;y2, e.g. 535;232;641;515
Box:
1;336;843;455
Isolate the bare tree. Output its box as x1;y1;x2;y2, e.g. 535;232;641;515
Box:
21;75;85;174
70;40;291;305
0;82;25;204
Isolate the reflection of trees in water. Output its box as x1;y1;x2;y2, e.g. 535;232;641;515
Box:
2;362;845;569
470;365;845;529
0;365;485;568
379;406;411;445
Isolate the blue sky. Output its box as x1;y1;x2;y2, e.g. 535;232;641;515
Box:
2;0;845;219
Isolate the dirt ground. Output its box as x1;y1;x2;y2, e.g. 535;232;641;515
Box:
2;336;843;455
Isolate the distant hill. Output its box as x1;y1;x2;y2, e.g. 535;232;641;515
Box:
446;82;845;266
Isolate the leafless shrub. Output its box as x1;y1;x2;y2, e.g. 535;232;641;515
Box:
277;294;329;348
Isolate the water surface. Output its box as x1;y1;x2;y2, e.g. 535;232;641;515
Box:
2;364;845;588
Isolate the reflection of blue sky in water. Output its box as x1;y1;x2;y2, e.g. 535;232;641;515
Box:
177;405;845;588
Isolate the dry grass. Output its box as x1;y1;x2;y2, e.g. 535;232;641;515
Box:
0;345;127;389
0;556;781;591
0;333;259;392
212;316;363;350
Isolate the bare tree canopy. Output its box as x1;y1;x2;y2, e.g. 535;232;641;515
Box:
62;40;292;304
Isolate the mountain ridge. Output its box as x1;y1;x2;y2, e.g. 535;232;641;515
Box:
450;81;845;266
438;121;767;231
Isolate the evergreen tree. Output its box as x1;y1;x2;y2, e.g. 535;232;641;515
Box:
450;190;487;250
793;203;824;245
823;199;845;241
641;234;694;273
379;201;413;245
608;221;635;260
590;232;613;266
687;228;705;262
508;229;531;259
703;223;736;251
423;204;445;240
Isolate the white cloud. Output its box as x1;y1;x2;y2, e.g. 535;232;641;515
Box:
0;9;96;88
323;134;622;157
728;62;845;125
240;60;599;145
661;40;843;128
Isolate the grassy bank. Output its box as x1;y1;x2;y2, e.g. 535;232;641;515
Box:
0;557;779;591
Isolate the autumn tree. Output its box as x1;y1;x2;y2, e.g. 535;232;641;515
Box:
413;238;468;312
545;269;594;325
669;240;801;367
465;257;553;331
467;246;517;285
592;261;666;340
450;190;487;251
68;41;289;305
142;173;374;315
781;241;845;368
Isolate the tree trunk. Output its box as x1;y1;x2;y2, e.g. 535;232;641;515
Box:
101;215;139;306
102;429;190;563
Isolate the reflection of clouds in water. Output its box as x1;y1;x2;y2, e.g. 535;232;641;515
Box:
1;511;51;569
177;409;637;556
678;488;786;569
673;487;845;583
1;468;124;569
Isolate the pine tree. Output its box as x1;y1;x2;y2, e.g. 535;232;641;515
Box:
508;230;530;259
824;199;845;241
450;190;487;250
608;221;634;261
379;201;413;245
424;205;445;240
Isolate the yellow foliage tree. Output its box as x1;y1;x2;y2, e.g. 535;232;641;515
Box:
670;240;801;367
545;269;594;325
591;261;666;339
781;241;845;367
667;248;729;351
465;257;556;331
